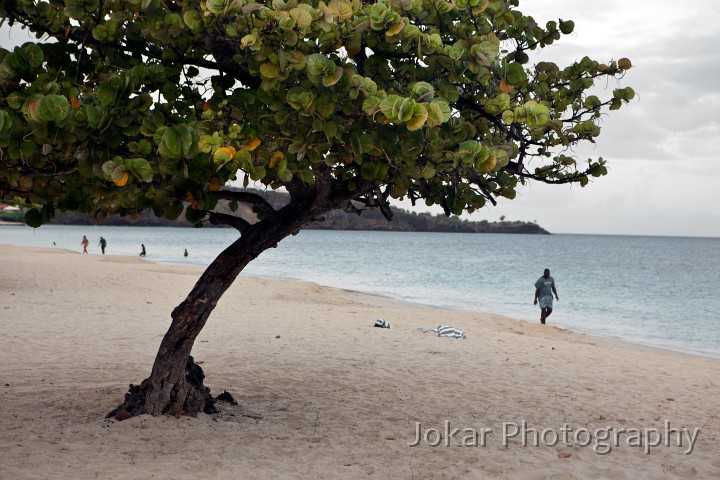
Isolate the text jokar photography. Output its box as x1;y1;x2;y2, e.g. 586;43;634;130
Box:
408;420;702;455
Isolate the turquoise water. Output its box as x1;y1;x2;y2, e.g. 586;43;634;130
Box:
2;224;719;359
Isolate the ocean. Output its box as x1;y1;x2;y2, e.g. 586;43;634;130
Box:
2;224;719;359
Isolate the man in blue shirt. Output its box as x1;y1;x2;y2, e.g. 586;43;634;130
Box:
534;268;559;324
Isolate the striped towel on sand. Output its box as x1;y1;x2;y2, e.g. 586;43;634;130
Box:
416;325;466;339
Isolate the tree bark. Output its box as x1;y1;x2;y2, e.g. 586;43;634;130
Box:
108;199;335;418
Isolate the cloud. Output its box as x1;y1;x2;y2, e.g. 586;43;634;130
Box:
504;0;719;237
525;0;720;164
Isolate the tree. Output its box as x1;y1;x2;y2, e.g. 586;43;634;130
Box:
0;0;632;417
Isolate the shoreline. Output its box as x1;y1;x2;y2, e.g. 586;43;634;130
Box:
255;271;720;362
165;261;720;363
2;244;720;478
3;241;719;362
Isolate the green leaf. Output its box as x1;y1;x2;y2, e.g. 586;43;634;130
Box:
0;110;12;136
379;94;402;120
85;105;103;130
260;62;280;79
97;85;117;107
446;42;466;61
130;158;154;182
289;7;313;28
504;62;527;85
276;158;293;182
360;161;388;181
362;96;382;117
426;33;442;49
501;110;514;124
618;58;632;70
199;133;222;154
425;103;443;128
25;208;43;228
6;93;24;111
405;103;428;131
411;82;434;102
286;87;315;111
306;53;335;79
183;10;202;31
102;160;117;177
132;139;152;156
241;32;260;49
176;124;196;157
470;41;498;66
560;19;574;35
235;148;251;165
164;202;185;220
484;93;510;115
493;149;509;169
206;0;227;14
421;164;435;179
614;86;635;102
159;127;182;159
432;100;451;123
22;43;44;70
37;95;70;122
92;24;108;41
322;67;344;87
241;2;264;13
349;134;363;158
110;165;128;182
524;101;550;127
185;207;205;223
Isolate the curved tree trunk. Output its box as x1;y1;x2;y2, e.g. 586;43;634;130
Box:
108;203;330;418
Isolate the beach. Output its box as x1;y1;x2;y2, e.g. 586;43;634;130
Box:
1;244;719;479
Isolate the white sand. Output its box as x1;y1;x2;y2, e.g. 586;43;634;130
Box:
1;244;718;479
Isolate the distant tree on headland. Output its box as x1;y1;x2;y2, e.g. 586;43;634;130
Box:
0;0;631;417
46;188;549;233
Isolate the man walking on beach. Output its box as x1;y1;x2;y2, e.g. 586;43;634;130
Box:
534;268;559;324
99;237;107;254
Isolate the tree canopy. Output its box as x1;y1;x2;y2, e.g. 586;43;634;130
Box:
0;0;632;228
0;0;633;417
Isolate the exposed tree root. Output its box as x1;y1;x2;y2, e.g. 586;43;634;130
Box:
107;356;229;420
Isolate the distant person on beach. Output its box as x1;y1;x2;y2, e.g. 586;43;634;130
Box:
81;235;89;254
184;248;188;257
98;237;107;254
140;244;146;257
534;268;559;325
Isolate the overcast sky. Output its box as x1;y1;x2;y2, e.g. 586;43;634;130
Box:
2;1;719;237
473;0;720;237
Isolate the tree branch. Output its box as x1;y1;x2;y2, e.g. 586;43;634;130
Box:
207;212;252;233
18;164;79;177
285;175;314;206
205;36;261;90
212;190;275;216
516;169;588;184
377;187;393;221
341;200;364;216
468;177;498;206
355;188;393;221
312;163;335;205
457;95;514;142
